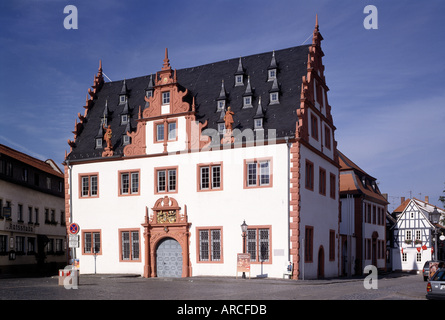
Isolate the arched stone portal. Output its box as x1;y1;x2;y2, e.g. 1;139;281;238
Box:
141;196;191;278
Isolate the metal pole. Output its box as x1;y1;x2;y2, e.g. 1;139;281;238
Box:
242;232;246;279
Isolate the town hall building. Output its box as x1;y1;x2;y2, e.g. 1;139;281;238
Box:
64;18;340;279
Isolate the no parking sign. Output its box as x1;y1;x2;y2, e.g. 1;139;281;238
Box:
68;223;80;248
69;222;80;235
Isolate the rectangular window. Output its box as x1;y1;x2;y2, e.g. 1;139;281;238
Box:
244;158;272;188
254;118;263;130
198;228;223;263
155;120;177;142
0;235;7;254
247;163;257;186
324;125;331;150
119;170;140;196
168;122;176;140
270;92;279;104
319;167;326;195
243;96;252;108
83;230;101;255
259;161;270;186
330;173;336;199
406;230;412;241
311;114;319;140
198;164;222;191
217;100;225;111
79;174;98;198
416;230;421;241
305;160;314;191
305;226;313;263
155;167;177;194
156;124;164;141
28;237;36;254
218;123;225;134
120;230;140;261
329;230;335;261
245;227;271;263
417;252;422;262
16;236;25;254
162;92;170;105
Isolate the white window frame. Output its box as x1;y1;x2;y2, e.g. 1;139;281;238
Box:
243;96;252;108
270;92;279;104
254;118;263;130
217;100;225;111
268;69;276;81
235;75;243;86
199;165;221;190
168;122;176;140
162;92;170;105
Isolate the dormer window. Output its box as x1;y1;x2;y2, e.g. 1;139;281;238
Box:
235;57;244;87
119;95;127;105
122;135;130;146
121;114;128;125
217;100;225;111
235;75;243;86
101;117;107;127
243;96;252;108
95;138;103;149
268;51;278;82
269;78;280;105
218;123;226;134
254;118;263;130
146;90;153;98
270;92;279;104
268;69;276;81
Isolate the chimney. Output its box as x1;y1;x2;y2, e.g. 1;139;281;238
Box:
425;196;429;204
401;197;405;204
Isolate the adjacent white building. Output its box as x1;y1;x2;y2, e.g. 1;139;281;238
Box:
389;198;445;273
338;150;388;276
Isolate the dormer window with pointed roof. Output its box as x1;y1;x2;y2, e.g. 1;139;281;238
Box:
216;80;227;112
235;57;244;87
217;109;226;134
243;77;253;108
95;124;104;149
268;51;278;82
253;96;264;130
269;78;280;105
121;100;130;125
145;75;154;98
123;121;131;146
119;79;128;105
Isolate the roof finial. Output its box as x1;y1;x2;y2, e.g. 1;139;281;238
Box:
315;14;319;30
162;48;171;70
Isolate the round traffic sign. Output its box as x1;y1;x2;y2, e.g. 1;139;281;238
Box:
69;222;80;235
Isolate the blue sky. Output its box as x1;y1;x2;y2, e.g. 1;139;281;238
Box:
0;0;444;211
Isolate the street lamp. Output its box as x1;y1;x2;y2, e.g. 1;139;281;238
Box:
241;220;248;279
430;207;440;260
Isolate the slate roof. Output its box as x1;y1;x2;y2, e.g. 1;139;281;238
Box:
67;45;311;161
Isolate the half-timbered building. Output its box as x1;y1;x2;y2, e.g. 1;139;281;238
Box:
64;18;341;279
390;198;445;272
